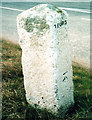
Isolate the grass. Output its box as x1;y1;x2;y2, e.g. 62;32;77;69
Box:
1;40;92;120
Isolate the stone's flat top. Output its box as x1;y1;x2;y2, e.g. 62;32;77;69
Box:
17;4;67;34
17;4;67;18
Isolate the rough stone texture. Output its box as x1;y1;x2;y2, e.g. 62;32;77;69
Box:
17;4;74;117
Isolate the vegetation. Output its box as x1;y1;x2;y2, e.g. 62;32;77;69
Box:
2;40;92;119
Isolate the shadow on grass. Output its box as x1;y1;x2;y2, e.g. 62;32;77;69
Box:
2;40;92;120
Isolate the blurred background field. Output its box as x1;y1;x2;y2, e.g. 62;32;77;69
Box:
2;40;92;119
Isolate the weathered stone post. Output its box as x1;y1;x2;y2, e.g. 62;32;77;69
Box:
17;4;74;117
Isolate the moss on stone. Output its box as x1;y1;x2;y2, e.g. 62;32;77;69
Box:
57;10;63;14
47;4;63;14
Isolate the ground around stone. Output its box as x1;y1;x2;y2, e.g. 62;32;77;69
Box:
1;40;92;119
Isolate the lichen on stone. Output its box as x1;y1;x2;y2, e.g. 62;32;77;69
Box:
23;17;34;32
23;16;50;33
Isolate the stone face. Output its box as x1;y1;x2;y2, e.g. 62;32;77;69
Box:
17;4;74;117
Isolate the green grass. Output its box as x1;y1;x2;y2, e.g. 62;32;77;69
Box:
2;40;92;120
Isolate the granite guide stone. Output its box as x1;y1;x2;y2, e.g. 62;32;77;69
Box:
17;4;74;117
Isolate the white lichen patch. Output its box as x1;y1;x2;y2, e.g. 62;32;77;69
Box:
17;4;74;117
